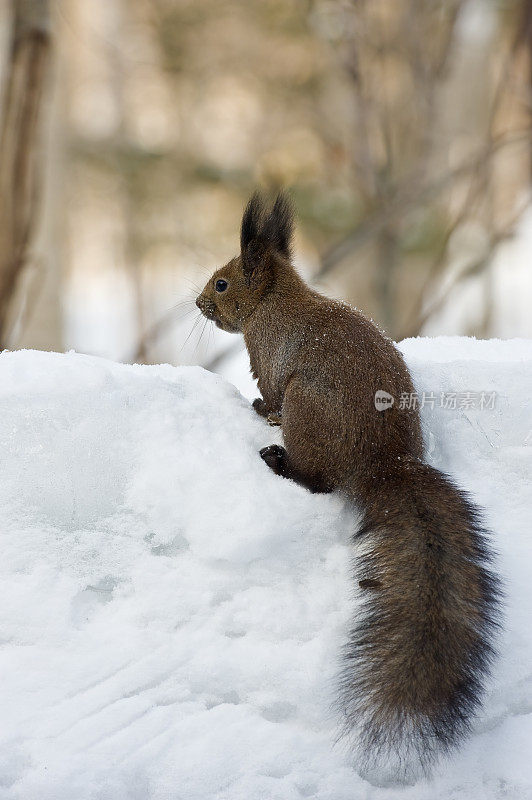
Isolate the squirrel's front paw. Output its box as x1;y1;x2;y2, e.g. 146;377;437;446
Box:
252;398;269;418
259;444;287;475
253;399;282;426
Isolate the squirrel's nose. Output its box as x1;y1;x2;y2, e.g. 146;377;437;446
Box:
196;295;216;319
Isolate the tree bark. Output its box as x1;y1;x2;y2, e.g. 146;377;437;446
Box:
0;0;51;346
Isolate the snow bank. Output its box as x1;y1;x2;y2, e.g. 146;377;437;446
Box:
0;341;531;800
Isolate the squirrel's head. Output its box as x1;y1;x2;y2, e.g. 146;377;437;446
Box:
196;192;294;333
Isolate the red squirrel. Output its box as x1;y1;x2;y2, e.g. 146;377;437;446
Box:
196;193;500;775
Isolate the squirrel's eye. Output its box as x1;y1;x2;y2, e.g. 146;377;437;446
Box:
215;279;228;293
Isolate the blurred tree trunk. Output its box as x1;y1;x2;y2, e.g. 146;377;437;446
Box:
0;0;51;347
375;225;399;334
516;0;532;182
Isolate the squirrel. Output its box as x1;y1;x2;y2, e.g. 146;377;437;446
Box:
196;193;501;777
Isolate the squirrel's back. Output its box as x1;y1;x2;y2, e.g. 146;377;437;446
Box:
246;292;424;477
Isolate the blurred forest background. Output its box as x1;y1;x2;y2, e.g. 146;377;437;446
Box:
1;0;532;381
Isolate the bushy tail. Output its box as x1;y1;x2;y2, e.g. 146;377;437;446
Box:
341;460;501;778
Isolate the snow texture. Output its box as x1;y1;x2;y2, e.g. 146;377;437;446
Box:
0;339;531;799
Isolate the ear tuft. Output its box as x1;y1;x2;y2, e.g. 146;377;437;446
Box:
240;192;265;252
240;191;294;281
262;193;294;259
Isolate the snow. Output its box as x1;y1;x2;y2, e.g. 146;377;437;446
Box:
0;340;531;799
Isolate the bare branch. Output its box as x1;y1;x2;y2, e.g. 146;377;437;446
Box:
403;196;530;339
317;130;532;278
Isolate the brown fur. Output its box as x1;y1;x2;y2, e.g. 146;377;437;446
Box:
196;193;501;775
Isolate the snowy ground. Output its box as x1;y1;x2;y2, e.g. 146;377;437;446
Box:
0;340;531;800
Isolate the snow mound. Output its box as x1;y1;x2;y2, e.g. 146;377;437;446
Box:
0;342;531;800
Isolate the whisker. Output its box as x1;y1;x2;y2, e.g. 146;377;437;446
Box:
179;312;204;353
183;277;204;294
173;298;195;308
192;265;215;283
194;317;209;356
174;307;198;325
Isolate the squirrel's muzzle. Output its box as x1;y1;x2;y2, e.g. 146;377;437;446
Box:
196;295;216;320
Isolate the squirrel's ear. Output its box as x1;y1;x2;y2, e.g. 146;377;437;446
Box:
241;193;266;281
262;193;293;260
240;191;293;281
241;192;265;252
